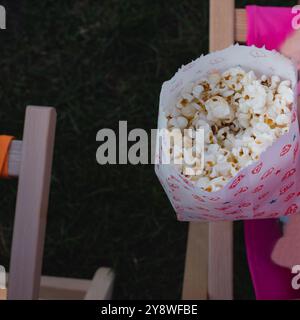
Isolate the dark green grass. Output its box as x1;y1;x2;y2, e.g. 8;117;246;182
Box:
0;0;296;299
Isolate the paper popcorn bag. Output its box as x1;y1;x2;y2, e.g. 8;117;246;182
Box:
155;45;300;221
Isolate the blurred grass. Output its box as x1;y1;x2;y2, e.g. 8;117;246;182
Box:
0;0;296;299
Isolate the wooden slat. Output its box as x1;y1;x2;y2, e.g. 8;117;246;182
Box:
84;268;115;300
8;106;56;300
235;9;247;43
208;0;234;300
6;273;91;300
0;289;7;300
8;140;22;177
209;0;235;52
39;276;91;300
208;222;233;299
8;270;113;300
182;0;235;301
182;222;208;299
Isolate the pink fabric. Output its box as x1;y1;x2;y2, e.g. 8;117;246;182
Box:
244;220;300;300
244;5;300;300
246;6;297;50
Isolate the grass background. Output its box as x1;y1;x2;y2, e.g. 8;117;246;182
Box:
0;0;296;299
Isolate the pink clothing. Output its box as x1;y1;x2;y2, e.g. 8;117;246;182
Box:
244;5;300;300
246;5;297;50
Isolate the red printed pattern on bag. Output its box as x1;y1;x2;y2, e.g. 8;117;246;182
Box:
215;206;232;211
281;168;296;182
293;142;299;162
234;186;248;197
260;167;274;180
239;202;251;208
253;204;260;211
172;195;181;202
208;197;220;201
285;204;298;216
269;212;280;218
252;185;264;193
284;193;295;202
229;174;245;189
280;181;295;195
292;111;297;123
252;162;263;174
254;211;265;218
258;192;269;200
224;210;240;215
192;194;205;202
196;206;210;212
280;144;291;157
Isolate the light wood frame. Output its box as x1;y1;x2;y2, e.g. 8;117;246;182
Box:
8;106;57;300
183;0;300;300
3;106;114;300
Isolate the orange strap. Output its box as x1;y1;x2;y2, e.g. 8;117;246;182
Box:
0;135;15;178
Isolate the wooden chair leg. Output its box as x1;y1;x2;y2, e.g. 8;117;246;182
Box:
182;0;235;300
207;0;235;300
208;222;233;299
8;106;56;300
182;222;208;299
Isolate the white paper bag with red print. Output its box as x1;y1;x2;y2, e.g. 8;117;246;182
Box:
155;45;300;221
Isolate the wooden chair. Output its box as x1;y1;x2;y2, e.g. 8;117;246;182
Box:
182;0;240;300
1;106;114;300
182;0;299;300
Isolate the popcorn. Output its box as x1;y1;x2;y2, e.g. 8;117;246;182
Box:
222;89;235;98
180;103;197;118
208;72;221;88
181;83;195;101
207;143;220;154
241;70;256;86
222;67;245;91
195;177;210;189
205;96;232;121
217;127;230;141
176;99;187;109
210;160;232;178
165;106;181;117
166;67;293;191
275;114;290;126
232;146;253;167
277;80;294;104
243;80;267;114
168;116;188;129
237;112;251;128
192;84;204;98
266;75;280;91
